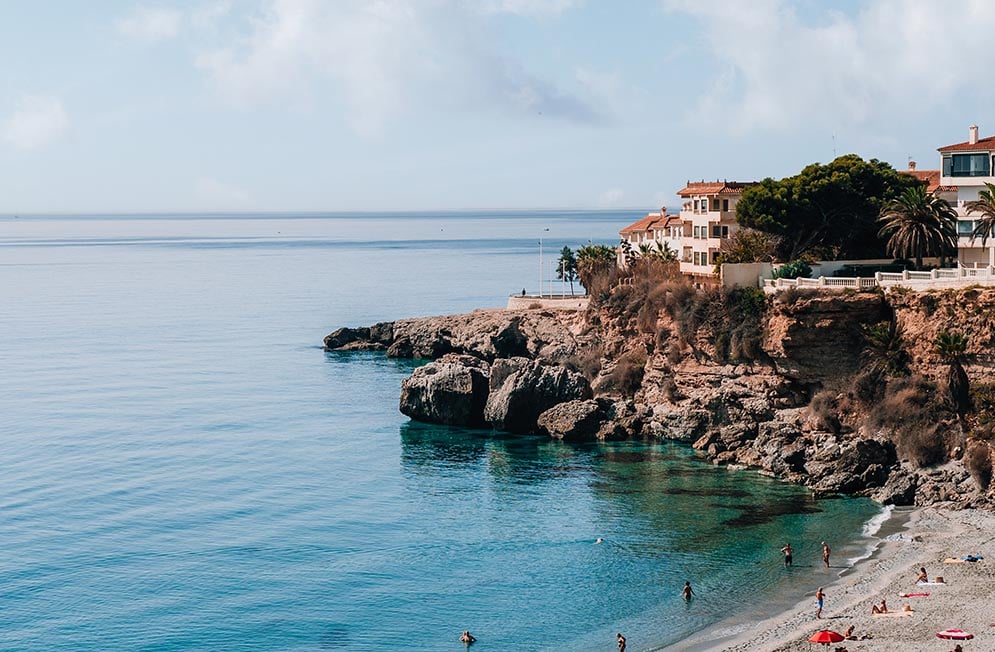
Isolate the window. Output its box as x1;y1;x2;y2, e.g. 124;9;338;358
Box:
712;198;720;211
693;251;700;265
958;220;975;236
721;226;729;238
943;156;952;176
950;153;991;177
722;199;729;211
712;225;722;238
711;251;720;264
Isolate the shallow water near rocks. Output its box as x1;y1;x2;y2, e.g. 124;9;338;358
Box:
0;212;881;650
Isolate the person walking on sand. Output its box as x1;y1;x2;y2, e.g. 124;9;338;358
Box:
822;541;831;568
682;581;695;601
781;543;793;567
617;632;626;652
815;587;825;619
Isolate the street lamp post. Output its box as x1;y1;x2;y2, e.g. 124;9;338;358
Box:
538;228;549;297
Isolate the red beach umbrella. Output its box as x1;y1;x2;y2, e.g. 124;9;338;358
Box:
808;630;844;647
936;629;974;640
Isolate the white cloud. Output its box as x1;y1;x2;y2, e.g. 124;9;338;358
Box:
663;0;995;133
116;6;183;42
195;0;602;134
1;95;69;149
195;176;251;206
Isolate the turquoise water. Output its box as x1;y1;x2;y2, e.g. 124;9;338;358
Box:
0;212;881;651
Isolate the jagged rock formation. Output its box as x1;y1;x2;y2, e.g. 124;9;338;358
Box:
399;354;490;427
325;309;586;361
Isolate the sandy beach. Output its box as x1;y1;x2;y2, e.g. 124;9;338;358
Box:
674;506;995;651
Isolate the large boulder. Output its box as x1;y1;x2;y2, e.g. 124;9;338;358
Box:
484;357;592;433
537;400;604;441
399;354;491;427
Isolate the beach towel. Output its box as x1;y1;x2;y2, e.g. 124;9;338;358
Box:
899;592;930;598
943;558;967;564
872;611;914;618
917;581;946;585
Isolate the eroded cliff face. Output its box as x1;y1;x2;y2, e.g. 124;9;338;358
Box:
325;288;995;507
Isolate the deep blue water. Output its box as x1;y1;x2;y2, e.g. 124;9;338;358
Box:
0;212;881;651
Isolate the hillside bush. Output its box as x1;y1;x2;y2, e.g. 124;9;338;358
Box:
599;348;647;398
965;441;993;491
867;376;951;467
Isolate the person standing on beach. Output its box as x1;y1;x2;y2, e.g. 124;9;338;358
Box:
781;543;793;567
822;541;831;568
681;581;695;601
815;587;825;619
617;632;626;652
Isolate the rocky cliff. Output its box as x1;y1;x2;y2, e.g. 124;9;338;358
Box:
325;286;995;508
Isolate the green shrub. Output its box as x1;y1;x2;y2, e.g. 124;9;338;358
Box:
772;260;813;280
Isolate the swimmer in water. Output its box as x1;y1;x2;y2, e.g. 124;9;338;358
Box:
595;538;604;544
459;630;476;645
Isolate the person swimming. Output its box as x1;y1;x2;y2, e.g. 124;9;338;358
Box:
681;581;695;601
459;631;476;645
595;538;604;544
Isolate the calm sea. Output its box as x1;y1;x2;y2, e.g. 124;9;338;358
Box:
0;212;882;651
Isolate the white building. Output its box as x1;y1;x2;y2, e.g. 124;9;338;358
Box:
676;181;755;279
938;125;995;267
618;209;682;263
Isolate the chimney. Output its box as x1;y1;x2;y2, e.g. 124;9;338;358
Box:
970;124;979;144
908;161;917;171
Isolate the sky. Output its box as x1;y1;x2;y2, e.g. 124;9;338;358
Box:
2;0;994;213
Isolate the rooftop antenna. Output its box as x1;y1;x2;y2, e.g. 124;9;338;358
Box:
832;132;837;158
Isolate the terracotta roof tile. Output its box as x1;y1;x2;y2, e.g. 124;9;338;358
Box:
938;135;995;152
676;181;756;197
902;169;958;193
619;214;657;235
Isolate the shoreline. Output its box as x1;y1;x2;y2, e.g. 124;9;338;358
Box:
661;505;995;651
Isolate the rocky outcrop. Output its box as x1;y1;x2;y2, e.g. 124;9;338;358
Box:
537;400;604;441
399;354;490;427
484;357;592;433
325;309;586;361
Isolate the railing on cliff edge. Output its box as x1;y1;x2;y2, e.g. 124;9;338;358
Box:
762;266;995;293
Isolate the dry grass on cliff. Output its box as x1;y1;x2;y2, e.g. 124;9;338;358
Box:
864;375;957;467
597;348;648;398
659;285;766;363
964;440;993;490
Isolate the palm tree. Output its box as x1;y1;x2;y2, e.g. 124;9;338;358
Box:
935;331;970;417
877;184;957;269
576;244;617;294
556;246;578;295
860;320;909;378
966;182;995;258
